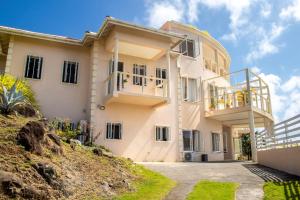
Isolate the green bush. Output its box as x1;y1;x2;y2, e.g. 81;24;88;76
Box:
0;74;37;108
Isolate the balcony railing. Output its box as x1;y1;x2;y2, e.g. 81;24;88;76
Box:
105;71;169;98
256;114;300;150
203;68;272;115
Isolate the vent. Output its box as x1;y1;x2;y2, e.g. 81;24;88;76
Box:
184;152;192;162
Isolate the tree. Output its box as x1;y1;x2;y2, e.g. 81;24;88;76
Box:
241;133;251;160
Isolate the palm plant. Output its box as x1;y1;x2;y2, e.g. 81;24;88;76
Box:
0;80;28;114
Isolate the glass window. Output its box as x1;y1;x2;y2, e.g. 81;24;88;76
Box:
155;68;167;86
212;132;220;152
180;39;195;57
25;55;43;79
156;126;170;141
106;122;122;139
182;77;198;102
62;61;79;84
183;130;202;151
133;64;147;86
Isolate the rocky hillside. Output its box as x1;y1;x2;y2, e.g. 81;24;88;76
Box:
0;115;139;200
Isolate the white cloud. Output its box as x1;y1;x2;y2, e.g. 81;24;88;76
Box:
281;76;300;92
280;0;300;21
246;24;285;62
251;66;261;74
145;0;185;28
260;2;272;18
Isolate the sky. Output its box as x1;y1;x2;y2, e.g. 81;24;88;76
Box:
0;0;300;122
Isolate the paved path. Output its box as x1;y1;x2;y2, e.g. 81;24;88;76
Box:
140;161;299;200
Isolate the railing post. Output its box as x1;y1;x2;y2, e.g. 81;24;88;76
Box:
259;78;264;111
245;69;252;107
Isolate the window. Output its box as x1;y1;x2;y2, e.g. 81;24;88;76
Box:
133;64;147;86
156;68;167;86
62;61;79;84
25;55;43;79
179;39;195;57
183;130;202;151
106;122;122;139
181;77;198;102
212;132;220;152
156;126;170;141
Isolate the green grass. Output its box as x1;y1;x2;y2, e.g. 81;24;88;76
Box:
115;165;176;200
264;181;300;200
186;180;239;200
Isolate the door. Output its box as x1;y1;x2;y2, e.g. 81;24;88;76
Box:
116;62;124;91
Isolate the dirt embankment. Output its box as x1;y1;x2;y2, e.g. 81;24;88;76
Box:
0;115;138;200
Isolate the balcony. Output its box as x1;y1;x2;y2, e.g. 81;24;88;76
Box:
104;71;170;107
203;69;273;127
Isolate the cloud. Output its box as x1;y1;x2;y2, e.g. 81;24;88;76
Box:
145;0;185;28
260;2;272;18
280;0;300;21
281;76;300;92
246;24;285;62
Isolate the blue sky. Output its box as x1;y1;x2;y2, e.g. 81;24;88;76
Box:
1;0;300;121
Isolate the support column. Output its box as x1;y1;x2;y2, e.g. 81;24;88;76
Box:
166;50;171;99
246;68;257;162
89;41;100;144
113;37;119;96
5;35;14;74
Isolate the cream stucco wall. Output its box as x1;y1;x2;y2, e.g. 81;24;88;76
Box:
9;36;90;122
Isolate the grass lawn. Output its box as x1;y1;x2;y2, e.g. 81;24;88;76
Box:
186;180;239;200
264;181;300;200
115;165;176;200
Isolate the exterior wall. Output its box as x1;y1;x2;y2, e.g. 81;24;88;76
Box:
168;24;225;161
0;56;6;73
9;36;90;122
223;126;233;160
257;147;300;176
92;40;180;162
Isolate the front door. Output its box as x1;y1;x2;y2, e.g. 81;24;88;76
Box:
116;62;124;91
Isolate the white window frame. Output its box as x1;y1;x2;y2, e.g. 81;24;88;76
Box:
24;55;43;79
179;39;195;58
212;132;221;152
155;67;167;87
181;76;199;102
133;64;147;86
62;60;79;84
155;126;170;141
106;122;122;140
182;130;203;152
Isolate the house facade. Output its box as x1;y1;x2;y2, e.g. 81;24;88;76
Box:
0;17;273;162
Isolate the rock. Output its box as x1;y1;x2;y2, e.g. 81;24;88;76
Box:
93;148;103;156
14;104;36;117
16;121;45;155
47;133;61;146
21;186;47;200
0;171;23;198
70;139;81;150
33;163;57;184
103;150;113;158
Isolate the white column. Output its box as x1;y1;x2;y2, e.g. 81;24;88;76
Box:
5;35;14;74
166;50;171;99
89;41;100;144
246;68;257;162
113;37;119;96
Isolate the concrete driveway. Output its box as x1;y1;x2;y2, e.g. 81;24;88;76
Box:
140;161;298;200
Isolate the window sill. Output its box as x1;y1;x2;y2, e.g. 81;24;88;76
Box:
181;55;197;61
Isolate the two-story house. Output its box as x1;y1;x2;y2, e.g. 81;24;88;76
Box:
0;17;273;162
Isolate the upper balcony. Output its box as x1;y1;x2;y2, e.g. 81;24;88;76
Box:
104;69;169;107
203;69;273;127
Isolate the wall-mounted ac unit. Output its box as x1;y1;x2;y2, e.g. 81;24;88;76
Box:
184;152;192;162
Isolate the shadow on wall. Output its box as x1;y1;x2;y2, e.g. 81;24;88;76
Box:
243;164;300;199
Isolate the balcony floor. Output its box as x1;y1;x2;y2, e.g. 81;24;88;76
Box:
104;91;169;107
205;105;273;128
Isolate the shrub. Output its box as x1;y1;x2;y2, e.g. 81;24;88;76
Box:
49;118;80;140
0;74;37;108
0;80;28;114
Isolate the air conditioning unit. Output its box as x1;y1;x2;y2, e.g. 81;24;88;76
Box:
183;152;192;162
